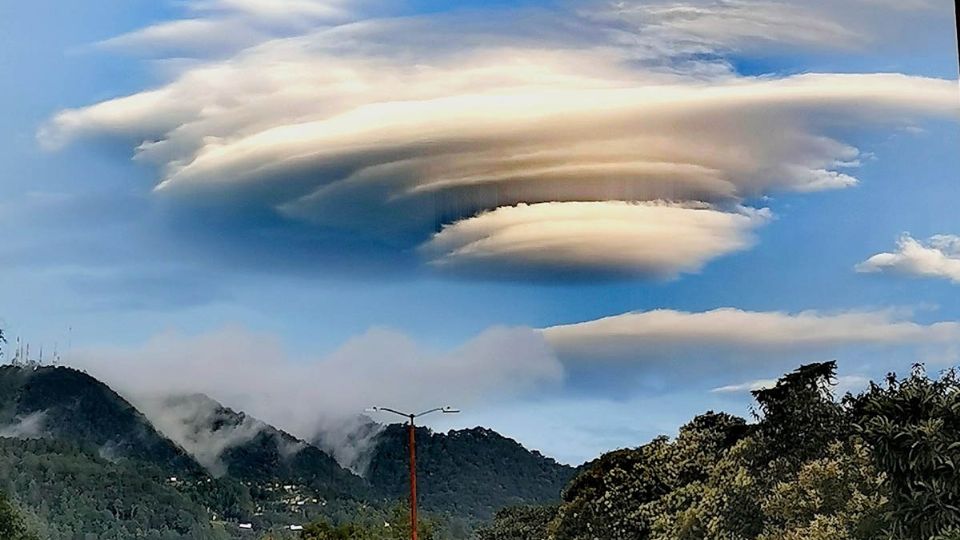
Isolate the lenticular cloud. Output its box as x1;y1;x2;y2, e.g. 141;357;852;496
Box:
40;2;960;280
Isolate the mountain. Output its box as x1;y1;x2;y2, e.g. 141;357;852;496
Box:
140;393;368;500
0;437;228;539
366;424;577;520
0;365;200;474
0;364;578;536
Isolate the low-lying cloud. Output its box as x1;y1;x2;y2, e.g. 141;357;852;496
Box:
0;411;48;439
70;325;563;446
857;234;960;284
135;393;269;477
65;305;960;463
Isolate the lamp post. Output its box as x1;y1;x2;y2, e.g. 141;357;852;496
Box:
366;406;460;540
955;0;959;70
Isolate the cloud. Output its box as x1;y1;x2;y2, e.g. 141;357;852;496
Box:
63;307;960;464
0;411;48;439
192;0;353;20
711;374;870;394
135;394;267;477
594;0;866;56
69;325;563;443
857;234;960;284
98;0;361;56
543;307;960;362
593;0;942;61
422;201;768;280
39;1;960;281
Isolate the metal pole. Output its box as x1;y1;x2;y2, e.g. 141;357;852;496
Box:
366;406;457;540
408;415;418;540
955;0;959;72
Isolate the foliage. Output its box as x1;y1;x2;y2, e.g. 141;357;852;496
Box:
0;365;201;474
0;437;222;539
0;490;38;540
299;503;440;540
548;412;750;540
853;365;960;539
366;426;574;521
475;505;559;540
749;361;847;472
484;361;960;540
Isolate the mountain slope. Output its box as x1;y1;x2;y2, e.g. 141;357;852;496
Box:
140;393;368;500
0;365;579;532
0;365;200;474
0;437;226;540
366;425;576;520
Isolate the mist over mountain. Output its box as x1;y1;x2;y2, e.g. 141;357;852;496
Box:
0;364;575;537
137;393;368;499
0;365;201;474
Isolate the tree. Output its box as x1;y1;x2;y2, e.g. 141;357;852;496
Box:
300;520;371;540
0;491;38;540
853;365;960;539
475;505;558;540
750;361;846;472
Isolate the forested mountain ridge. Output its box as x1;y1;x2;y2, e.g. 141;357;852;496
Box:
0;365;201;474
0;437;227;539
0;364;576;538
366;424;577;520
142;393;368;500
158;394;578;521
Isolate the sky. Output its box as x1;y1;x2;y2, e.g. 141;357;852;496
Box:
1;0;959;465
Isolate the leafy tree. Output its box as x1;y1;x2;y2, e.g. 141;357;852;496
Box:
301;520;371;540
299;503;439;540
853;365;960;539
488;362;907;540
749;361;847;472
475;505;558;540
0;490;38;540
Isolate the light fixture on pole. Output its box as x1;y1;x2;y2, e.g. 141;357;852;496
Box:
366;406;460;540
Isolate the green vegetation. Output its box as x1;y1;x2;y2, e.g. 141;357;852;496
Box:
0;365;200;474
0;489;38;540
367;426;575;521
300;504;443;540
478;361;960;540
0;364;569;538
5;346;960;540
0;437;221;539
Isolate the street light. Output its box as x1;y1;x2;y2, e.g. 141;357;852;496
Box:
366;406;460;540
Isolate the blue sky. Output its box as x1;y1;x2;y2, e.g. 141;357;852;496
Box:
1;0;959;465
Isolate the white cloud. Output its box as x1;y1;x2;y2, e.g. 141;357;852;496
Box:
711;374;870;394
0;411;48;439
710;378;779;393
63;307;960;464
70;325;563;442
40;1;960;280
595;1;865;55
543;307;960;362
857;234;960;284
422;201;768;279
592;0;945;65
136;394;268;477
191;0;353;20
